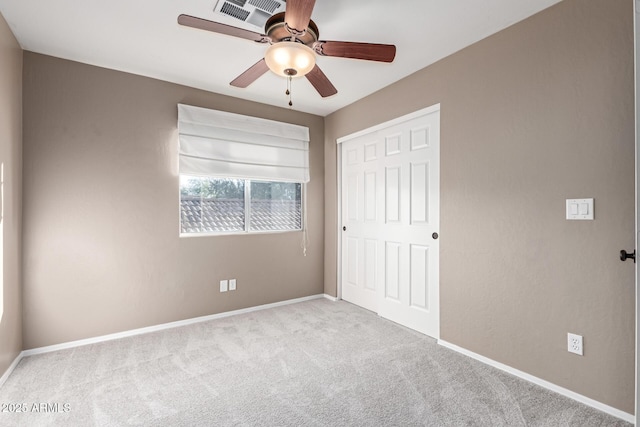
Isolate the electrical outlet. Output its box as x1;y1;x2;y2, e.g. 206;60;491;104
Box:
567;333;583;355
220;280;228;292
229;279;237;291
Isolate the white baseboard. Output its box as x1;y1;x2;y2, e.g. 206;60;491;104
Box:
323;294;339;302
0;352;24;389
438;340;634;424
22;294;334;357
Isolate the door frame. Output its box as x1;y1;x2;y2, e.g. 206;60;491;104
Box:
635;0;639;422
336;104;441;320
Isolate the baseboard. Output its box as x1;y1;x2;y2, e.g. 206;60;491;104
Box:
0;351;25;389
322;293;339;302
22;294;334;357
438;340;634;424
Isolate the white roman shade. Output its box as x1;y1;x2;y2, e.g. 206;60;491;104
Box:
178;104;310;183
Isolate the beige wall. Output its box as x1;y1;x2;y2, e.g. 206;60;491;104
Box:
22;52;324;349
0;13;22;378
325;0;635;414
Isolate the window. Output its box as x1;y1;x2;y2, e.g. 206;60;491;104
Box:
177;104;309;238
180;176;245;233
180;176;302;235
249;180;301;232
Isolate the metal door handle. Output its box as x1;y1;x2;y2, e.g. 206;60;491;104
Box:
620;249;636;263
343;226;346;231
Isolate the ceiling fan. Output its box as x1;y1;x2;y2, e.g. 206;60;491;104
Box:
178;0;396;101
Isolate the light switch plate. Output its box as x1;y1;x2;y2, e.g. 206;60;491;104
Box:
566;198;594;220
220;280;228;292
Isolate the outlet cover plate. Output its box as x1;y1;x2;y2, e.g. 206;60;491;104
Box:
567;333;583;355
220;280;228;292
229;279;237;291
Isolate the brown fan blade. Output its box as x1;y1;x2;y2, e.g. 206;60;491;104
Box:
306;65;337;98
284;0;316;35
178;14;268;43
315;41;396;63
230;59;270;88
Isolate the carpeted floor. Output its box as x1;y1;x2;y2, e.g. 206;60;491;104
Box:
0;299;631;426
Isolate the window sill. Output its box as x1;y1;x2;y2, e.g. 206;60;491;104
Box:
179;229;303;238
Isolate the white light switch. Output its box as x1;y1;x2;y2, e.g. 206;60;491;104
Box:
579;203;589;215
566;198;594;220
570;203;578;215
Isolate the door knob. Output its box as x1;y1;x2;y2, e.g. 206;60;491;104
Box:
343;226;346;231
620;249;636;263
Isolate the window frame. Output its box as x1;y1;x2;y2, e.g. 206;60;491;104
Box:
179;174;304;238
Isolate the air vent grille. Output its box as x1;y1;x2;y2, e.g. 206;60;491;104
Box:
249;0;281;14
220;2;250;21
213;0;286;30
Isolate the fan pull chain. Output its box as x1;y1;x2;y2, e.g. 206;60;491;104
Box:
286;76;293;108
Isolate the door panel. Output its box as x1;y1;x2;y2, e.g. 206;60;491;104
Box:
385;167;401;223
385;241;401;301
411;162;429;225
410;244;429;310
410;125;430;150
341;133;380;312
346;237;358;286
364;143;378;162
364;239;377;291
364;172;377;222
385;134;402;156
347;174;359;221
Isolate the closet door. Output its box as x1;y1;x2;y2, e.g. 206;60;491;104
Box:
341;106;440;338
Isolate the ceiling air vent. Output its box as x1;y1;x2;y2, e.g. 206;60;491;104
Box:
214;0;286;30
248;0;281;14
220;2;250;21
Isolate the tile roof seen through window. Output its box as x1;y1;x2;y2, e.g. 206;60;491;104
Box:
180;197;301;234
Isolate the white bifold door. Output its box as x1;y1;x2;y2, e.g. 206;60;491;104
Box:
340;106;440;338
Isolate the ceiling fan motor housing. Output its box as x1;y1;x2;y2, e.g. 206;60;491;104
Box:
265;12;318;45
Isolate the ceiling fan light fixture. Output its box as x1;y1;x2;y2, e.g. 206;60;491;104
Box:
265;42;316;78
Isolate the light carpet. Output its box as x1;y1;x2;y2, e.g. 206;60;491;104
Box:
0;299;631;426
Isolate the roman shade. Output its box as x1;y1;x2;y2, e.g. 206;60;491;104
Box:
178;104;310;183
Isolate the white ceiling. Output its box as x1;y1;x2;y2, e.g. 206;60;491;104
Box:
0;0;561;116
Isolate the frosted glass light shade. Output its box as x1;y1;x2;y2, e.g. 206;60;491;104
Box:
264;42;316;78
